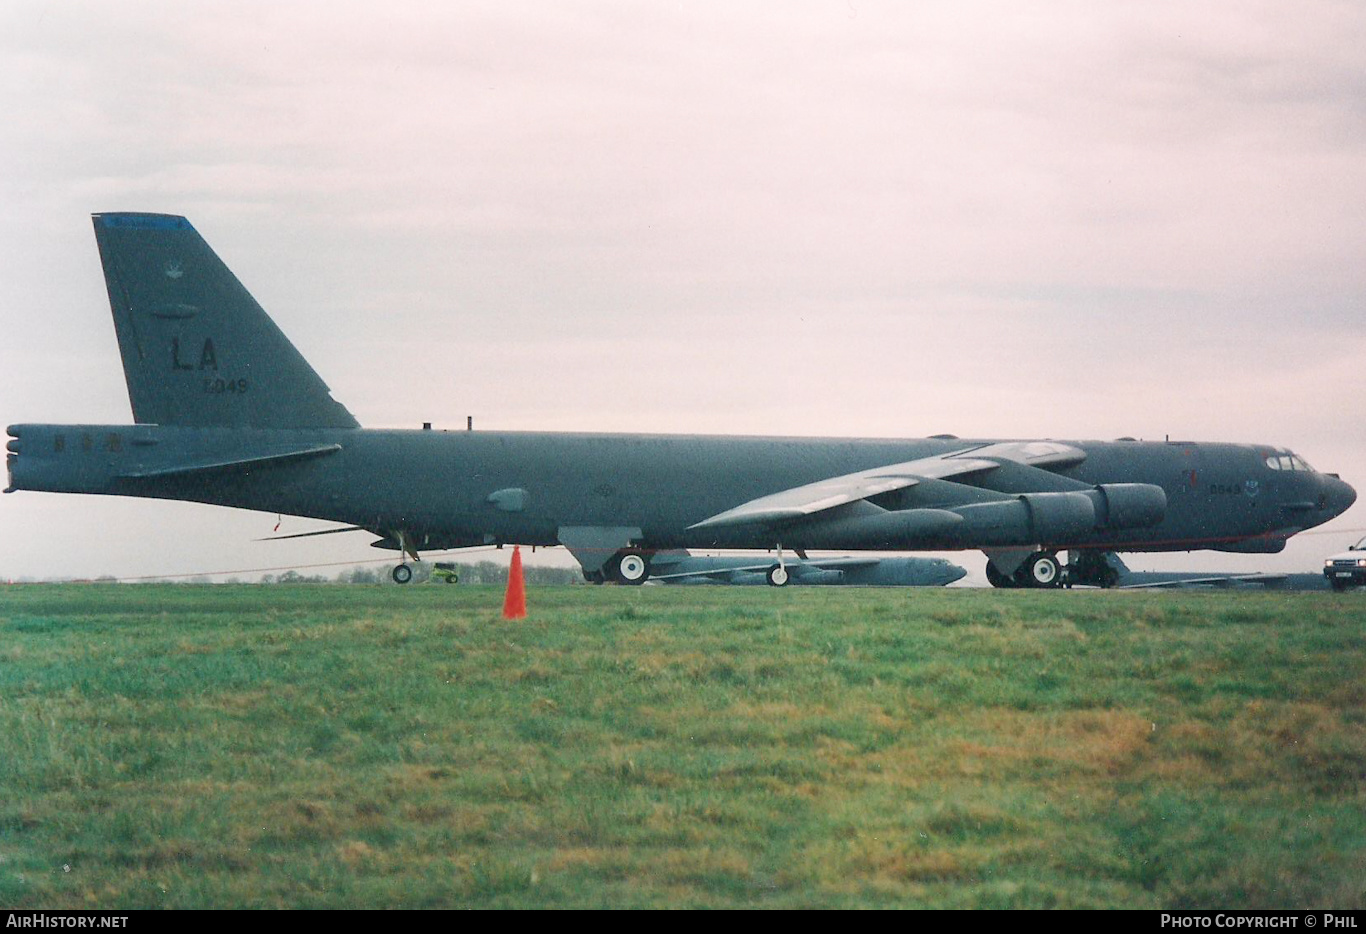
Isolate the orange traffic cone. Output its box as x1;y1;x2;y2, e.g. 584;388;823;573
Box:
502;545;527;620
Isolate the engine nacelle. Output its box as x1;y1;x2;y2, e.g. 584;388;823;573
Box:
1019;492;1098;542
1092;483;1166;529
791;508;964;549
955;484;1164;546
956;493;1095;545
778;482;1166;551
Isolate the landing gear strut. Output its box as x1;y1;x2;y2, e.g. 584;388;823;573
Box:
389;529;422;585
1069;551;1121;589
766;543;790;587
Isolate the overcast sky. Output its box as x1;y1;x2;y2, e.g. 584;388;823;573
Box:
3;0;1364;582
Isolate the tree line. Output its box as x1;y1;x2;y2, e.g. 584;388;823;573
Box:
260;561;583;585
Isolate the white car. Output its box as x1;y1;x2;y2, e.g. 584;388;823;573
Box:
1323;535;1366;591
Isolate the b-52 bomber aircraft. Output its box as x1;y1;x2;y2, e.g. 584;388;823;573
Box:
1077;554;1333;591
5;214;1357;587
647;552;967;587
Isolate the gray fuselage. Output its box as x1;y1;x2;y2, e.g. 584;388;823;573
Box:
7;425;1354;556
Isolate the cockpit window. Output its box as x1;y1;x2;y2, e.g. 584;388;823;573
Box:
1264;452;1315;472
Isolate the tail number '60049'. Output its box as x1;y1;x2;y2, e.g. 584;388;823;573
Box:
203;378;249;394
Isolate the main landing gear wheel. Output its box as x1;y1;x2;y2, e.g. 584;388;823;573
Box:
610;550;650;585
767;564;790;587
1021;552;1061;589
391;563;414;585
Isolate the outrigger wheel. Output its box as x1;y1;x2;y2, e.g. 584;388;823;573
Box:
610;550;650;585
391;563;414;585
766;564;790;587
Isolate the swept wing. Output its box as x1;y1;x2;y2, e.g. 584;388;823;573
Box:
689;441;1086;530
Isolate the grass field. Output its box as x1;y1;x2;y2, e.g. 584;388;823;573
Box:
1;583;1363;909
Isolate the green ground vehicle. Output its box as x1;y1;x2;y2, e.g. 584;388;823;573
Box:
430;562;460;584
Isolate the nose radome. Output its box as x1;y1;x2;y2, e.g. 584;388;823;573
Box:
1328;476;1357;516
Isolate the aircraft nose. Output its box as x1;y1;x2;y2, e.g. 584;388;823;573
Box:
1324;475;1357;518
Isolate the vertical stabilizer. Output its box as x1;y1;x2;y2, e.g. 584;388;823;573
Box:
93;213;359;429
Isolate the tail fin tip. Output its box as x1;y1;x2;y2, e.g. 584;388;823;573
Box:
95;212;195;232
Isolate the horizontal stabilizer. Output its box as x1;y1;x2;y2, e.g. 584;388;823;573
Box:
256;524;367;542
117;442;342;480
